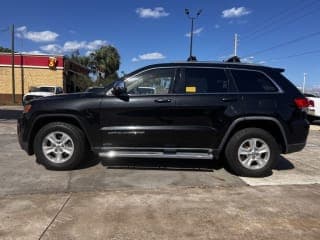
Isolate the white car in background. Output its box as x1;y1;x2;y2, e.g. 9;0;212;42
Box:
23;86;64;104
305;93;320;123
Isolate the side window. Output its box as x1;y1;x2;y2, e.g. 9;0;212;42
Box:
126;68;174;95
231;70;278;92
182;68;229;93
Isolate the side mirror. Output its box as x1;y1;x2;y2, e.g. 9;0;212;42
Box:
112;80;127;96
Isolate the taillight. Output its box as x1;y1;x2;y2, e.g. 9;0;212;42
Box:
308;99;314;107
294;98;309;109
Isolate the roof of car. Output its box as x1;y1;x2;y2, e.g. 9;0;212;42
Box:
129;61;284;76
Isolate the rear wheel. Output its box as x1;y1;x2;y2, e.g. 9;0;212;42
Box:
34;122;87;170
225;128;279;177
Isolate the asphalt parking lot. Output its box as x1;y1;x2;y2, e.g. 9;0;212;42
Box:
0;106;320;239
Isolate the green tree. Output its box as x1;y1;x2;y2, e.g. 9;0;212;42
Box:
90;46;121;86
0;46;12;53
70;50;90;66
75;74;93;90
67;45;121;87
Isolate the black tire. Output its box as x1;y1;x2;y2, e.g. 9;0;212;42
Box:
307;115;315;124
34;122;87;170
225;128;279;177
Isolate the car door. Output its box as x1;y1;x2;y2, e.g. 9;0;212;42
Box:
100;67;178;149
173;67;242;149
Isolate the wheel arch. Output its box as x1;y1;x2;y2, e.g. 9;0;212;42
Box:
219;117;288;155
27;114;91;155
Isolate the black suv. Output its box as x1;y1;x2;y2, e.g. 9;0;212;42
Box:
18;62;309;177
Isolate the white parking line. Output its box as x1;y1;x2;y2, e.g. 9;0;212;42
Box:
240;174;320;186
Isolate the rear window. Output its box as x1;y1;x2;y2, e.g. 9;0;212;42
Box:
183;68;229;93
231;70;278;92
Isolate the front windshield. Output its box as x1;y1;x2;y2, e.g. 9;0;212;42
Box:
30;87;55;93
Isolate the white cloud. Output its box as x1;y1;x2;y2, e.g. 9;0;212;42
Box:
63;41;86;51
40;40;108;54
132;57;139;62
242;56;254;63
20;50;46;55
16;26;59;42
214;24;220;29
185;27;204;37
136;7;169;18
132;52;165;62
86;40;108;50
40;44;63;54
222;7;251;18
85;50;94;56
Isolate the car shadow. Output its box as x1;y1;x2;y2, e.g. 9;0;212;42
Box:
274;155;295;170
311;120;320;125
39;154;294;174
100;157;223;172
222;155;295;178
0;109;22;120
76;155;101;170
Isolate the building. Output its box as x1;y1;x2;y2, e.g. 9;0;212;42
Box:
0;53;89;104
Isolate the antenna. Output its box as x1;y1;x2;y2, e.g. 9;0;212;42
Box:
234;33;239;56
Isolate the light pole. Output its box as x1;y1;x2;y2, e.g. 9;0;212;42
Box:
185;8;202;61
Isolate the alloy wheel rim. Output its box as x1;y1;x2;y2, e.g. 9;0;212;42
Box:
237;138;270;170
42;131;74;164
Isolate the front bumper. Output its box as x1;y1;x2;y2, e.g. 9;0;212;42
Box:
17;116;33;155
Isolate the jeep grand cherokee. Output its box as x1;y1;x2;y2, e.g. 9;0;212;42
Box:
18;62;309;177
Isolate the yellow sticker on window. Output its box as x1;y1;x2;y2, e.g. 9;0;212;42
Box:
186;86;196;93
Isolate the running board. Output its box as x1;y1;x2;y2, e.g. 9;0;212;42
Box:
99;151;213;160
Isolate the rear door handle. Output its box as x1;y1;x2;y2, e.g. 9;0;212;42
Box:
221;97;237;102
155;98;172;103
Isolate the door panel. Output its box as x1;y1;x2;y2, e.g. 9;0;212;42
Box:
100;67;178;149
174;94;241;148
173;67;242;149
100;95;177;148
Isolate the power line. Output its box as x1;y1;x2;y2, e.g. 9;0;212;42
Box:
243;4;320;43
241;0;320;40
265;49;320;62
241;0;318;40
216;0;320;58
0;26;9;32
243;30;320;58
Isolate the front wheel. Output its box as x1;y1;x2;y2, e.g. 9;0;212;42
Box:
34;122;87;170
225;128;279;177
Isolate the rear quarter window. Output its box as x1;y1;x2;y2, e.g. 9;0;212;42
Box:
231;69;278;92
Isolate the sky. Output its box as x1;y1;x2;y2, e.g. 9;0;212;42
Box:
0;0;319;89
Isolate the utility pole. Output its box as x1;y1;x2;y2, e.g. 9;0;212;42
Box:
185;9;202;61
11;24;15;104
234;33;239;56
303;73;307;93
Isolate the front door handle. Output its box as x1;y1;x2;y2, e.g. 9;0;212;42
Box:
221;97;237;102
155;98;172;103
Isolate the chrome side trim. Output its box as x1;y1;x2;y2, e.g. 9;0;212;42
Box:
97;147;212;152
99;151;213;160
100;125;214;131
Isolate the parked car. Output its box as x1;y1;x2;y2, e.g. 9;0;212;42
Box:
18;61;309;177
305;93;320;122
23;86;63;105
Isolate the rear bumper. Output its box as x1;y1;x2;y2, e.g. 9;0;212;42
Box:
286;142;307;154
283;118;309;154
